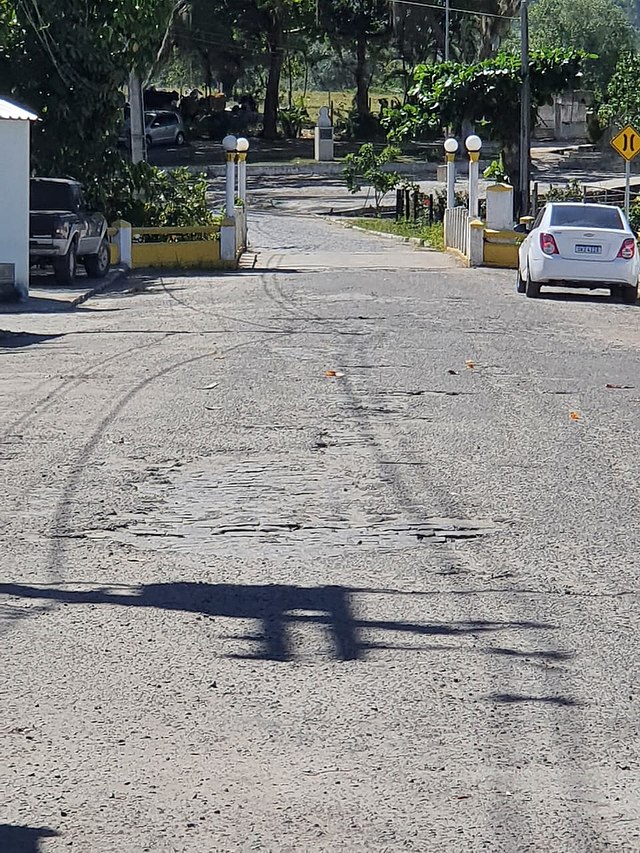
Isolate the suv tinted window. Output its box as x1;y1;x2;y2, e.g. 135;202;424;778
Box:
550;205;624;229
30;181;77;212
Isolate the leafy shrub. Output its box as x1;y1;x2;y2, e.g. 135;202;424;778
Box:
483;156;510;183
342;143;402;210
85;161;220;237
278;104;311;138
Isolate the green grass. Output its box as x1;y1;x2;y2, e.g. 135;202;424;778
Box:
347;218;445;251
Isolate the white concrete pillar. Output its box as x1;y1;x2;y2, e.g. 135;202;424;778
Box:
485;184;515;230
443;138;459;209
129;72;146;164
465;135;482;220
468;219;485;267
113;220;132;269
237;153;247;203
221;220;236;261
468;155;480;219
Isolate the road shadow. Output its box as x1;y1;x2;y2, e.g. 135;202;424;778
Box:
488;692;583;707
0;824;59;853
537;290;631;305
0;581;552;662
0;330;65;348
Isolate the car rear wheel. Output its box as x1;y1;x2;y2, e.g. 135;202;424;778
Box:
84;238;110;279
53;240;77;285
525;273;541;298
516;268;527;293
175;131;186;146
621;283;638;304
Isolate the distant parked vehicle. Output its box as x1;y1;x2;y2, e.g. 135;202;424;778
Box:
517;202;639;303
119;110;187;149
29;178;110;284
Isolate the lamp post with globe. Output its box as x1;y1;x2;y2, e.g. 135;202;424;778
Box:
222;134;238;217
443;137;459;210
465;135;482;219
236;137;249;204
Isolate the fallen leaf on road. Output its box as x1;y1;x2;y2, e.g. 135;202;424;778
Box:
606;383;633;389
325;370;344;378
569;411;581;421
456;795;472;800
465;361;475;370
200;382;219;390
447;369;459;375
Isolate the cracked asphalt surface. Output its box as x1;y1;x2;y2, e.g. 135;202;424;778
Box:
1;203;640;852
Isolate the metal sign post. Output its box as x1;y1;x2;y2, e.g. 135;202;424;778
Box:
610;124;640;218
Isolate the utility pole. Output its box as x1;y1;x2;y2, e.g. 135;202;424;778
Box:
445;0;450;61
519;0;531;217
129;71;146;165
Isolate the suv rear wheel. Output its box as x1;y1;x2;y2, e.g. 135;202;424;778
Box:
621;283;638;304
175;131;186;146
53;240;77;284
84;238;110;279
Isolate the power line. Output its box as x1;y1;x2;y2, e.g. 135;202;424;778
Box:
391;0;519;21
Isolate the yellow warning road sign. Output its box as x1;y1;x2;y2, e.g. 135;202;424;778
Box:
611;125;640;161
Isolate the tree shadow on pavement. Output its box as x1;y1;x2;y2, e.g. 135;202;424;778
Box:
0;824;59;853
0;330;65;348
0;581;552;663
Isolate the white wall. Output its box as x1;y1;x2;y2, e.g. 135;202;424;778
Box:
0;119;30;298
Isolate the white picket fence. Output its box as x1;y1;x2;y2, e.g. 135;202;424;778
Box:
444;206;469;256
444;206;484;266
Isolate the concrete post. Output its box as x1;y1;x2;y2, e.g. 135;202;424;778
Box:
225;152;236;217
237;152;247;203
485;184;515;230
468;151;480;219
129;72;146;164
113;220;132;269
446;154;456;209
220;220;236;261
468;219;485;267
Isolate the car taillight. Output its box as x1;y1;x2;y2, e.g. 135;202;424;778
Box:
617;238;636;259
540;233;559;255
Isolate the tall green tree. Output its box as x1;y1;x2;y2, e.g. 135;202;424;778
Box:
529;0;636;90
2;0;175;175
599;52;640;128
384;48;587;186
320;0;392;121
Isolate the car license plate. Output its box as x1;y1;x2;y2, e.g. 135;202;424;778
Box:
575;244;602;254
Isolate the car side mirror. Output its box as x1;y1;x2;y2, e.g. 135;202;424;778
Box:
513;223;527;234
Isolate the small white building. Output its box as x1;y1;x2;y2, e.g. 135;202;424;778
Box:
0;97;38;300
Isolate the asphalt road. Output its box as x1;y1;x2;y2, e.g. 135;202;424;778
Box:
1;211;639;852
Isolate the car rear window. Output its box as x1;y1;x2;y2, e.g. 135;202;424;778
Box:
550;205;624;229
30;181;76;211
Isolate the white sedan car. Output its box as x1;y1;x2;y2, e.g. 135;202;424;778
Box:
517;202;639;303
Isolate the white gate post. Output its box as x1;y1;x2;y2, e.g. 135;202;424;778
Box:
444;137;459;209
465;134;483;219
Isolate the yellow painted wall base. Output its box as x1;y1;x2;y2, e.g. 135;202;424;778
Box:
483;229;522;269
131;239;222;269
